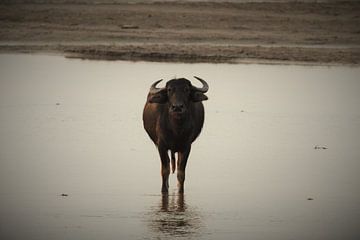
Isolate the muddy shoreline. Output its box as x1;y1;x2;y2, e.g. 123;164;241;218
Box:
1;1;360;64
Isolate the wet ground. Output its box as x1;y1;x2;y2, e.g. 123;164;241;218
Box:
0;54;360;239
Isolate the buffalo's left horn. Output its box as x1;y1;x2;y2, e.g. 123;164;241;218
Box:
149;79;164;94
193;76;209;93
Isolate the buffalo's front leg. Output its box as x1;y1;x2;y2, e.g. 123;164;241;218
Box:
177;145;191;193
158;145;170;193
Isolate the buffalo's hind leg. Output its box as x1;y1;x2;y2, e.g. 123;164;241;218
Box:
171;151;176;174
158;145;170;193
177;145;191;193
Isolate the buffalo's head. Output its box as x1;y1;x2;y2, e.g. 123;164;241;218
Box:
147;76;208;118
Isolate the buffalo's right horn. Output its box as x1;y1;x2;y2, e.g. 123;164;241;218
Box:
193;76;209;93
149;79;164;94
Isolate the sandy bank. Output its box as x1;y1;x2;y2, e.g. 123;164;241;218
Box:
1;1;359;64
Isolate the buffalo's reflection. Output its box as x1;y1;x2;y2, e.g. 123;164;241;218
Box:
147;193;202;238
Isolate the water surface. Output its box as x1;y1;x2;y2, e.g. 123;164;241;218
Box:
0;54;359;239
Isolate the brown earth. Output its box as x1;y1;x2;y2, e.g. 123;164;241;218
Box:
1;1;360;64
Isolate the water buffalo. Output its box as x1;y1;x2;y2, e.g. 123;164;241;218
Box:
143;77;209;193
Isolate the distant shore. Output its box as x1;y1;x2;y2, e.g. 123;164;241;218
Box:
1;1;359;64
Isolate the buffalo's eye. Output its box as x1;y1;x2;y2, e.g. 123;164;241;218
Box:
167;87;173;93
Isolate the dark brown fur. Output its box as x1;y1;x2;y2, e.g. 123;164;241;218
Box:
143;78;208;193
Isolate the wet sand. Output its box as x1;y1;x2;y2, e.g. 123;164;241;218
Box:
1;54;360;239
1;1;360;64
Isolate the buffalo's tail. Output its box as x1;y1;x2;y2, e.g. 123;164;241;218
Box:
171;151;176;174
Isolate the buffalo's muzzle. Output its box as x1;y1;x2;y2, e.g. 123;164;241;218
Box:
170;104;185;113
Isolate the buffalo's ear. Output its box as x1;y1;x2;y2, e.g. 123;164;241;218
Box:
148;91;168;103
191;91;208;102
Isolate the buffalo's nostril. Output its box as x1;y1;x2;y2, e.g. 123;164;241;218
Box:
171;104;184;112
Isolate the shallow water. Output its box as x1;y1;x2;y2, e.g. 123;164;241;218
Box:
0;54;359;240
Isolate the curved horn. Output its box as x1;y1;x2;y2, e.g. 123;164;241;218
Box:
193;76;209;93
149;79;164;94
